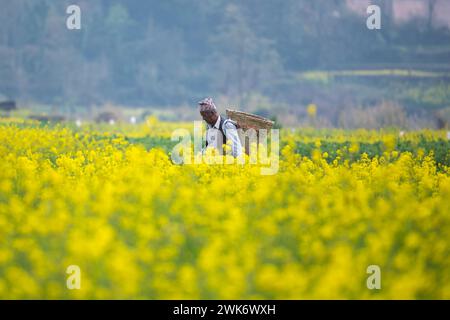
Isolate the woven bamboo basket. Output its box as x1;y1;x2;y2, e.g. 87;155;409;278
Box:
226;109;274;155
226;109;274;130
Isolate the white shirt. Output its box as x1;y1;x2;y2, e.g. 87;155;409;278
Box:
205;116;243;157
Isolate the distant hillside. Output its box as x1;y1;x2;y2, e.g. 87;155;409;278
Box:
347;0;450;28
0;0;449;128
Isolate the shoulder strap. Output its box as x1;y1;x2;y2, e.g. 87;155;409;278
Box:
220;118;240;146
218;117;227;145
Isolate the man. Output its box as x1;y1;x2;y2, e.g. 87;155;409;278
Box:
198;97;243;157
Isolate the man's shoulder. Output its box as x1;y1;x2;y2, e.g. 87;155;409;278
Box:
223;118;238;129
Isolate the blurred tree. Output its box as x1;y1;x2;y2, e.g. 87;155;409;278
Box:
209;3;283;106
427;0;438;31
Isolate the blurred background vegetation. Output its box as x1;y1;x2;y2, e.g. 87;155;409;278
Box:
1;0;450;128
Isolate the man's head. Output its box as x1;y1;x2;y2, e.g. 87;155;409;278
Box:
198;97;219;126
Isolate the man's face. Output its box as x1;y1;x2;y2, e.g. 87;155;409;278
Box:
200;109;218;126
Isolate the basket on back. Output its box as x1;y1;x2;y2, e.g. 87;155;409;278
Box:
226;109;274;130
226;109;274;155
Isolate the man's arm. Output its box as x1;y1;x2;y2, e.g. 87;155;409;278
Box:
224;121;243;157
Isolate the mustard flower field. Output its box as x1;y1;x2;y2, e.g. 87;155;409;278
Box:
0;119;449;299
